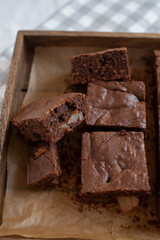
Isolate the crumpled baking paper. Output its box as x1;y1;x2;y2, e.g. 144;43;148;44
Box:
0;46;159;239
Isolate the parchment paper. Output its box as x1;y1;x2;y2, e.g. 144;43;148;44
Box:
0;46;160;239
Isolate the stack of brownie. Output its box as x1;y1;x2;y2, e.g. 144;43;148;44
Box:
71;47;150;198
12;93;88;189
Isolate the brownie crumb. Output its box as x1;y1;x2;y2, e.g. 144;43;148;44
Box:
120;130;127;136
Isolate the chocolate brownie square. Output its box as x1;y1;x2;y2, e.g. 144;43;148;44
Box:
12;93;88;142
27;141;61;189
86;81;146;130
71;47;130;84
154;50;160;104
81;131;150;195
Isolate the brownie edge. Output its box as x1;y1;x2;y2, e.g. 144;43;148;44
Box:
154;50;160;104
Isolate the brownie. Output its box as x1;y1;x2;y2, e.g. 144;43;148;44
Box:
27;141;61;189
81;131;150;195
71;47;130;84
12;93;88;142
158;106;160;177
154;50;160;104
86;81;146;130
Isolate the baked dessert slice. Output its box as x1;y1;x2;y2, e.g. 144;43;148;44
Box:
158;106;160;198
12;93;88;142
81;131;150;196
71;47;130;84
27;141;61;189
154;50;160;104
86;81;146;130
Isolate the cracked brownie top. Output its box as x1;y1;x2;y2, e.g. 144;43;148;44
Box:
81;131;150;194
86;81;146;129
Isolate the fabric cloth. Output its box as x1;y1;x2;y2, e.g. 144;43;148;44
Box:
0;0;160;111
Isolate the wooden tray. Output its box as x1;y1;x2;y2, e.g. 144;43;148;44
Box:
0;31;160;239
